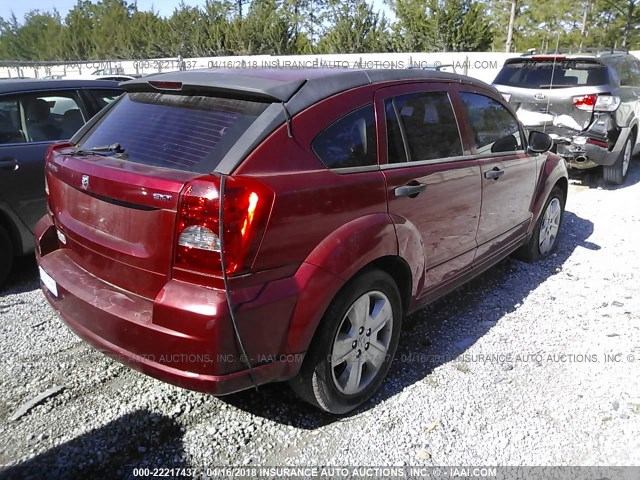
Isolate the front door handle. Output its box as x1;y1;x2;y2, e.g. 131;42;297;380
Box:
484;167;504;180
0;158;18;171
395;182;427;198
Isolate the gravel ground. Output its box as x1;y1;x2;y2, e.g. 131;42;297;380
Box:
1;162;639;478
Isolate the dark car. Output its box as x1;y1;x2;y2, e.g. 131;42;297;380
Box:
0;79;122;285
493;49;640;185
35;69;567;413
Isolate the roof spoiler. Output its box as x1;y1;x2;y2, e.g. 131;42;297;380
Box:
121;72;307;103
523;47;628;56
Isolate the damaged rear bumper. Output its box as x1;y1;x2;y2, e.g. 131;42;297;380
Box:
552;126;631;169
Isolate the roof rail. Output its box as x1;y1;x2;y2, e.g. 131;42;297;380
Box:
523;47;628;56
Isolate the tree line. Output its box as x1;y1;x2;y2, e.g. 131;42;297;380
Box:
0;0;638;61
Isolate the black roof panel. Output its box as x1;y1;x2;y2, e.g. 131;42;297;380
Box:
0;79;121;95
121;68;493;110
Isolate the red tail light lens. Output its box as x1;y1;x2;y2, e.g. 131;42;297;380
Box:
573;94;597;111
44;142;72;214
173;175;274;279
45;142;73;163
531;56;566;61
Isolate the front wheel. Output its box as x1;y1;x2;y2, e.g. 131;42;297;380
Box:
603;134;633;185
289;269;402;414
515;186;565;262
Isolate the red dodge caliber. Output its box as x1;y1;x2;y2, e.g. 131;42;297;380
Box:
36;68;568;413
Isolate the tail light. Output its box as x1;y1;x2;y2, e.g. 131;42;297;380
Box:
573;94;620;112
44;142;72;215
573;94;597;111
173;175;274;281
594;95;621;112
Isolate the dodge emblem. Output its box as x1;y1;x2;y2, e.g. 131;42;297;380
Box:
81;175;90;190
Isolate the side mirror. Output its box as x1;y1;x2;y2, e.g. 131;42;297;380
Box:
528;130;553;153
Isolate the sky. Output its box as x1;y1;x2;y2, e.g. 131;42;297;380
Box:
1;0;394;22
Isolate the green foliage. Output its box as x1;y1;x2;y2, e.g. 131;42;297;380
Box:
388;0;493;52
0;0;638;61
318;0;391;53
485;0;640;52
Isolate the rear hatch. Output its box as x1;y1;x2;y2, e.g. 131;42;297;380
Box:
493;57;610;138
46;90;270;299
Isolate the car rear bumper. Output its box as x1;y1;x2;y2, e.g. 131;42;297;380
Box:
35;215;313;395
557;127;631;169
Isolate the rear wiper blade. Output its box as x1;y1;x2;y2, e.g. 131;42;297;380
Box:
63;143;126;157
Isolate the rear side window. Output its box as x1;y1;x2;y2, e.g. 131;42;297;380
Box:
460;92;522;153
312;104;377;169
494;59;609;88
619;58;640;87
89;89;121;109
0;91;84;144
385;91;463;162
79;92;269;173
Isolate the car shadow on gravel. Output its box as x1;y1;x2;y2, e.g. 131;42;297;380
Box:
1;410;186;480
0;255;40;297
569;157;640;190
221;210;597;428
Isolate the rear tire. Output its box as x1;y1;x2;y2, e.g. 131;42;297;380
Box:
603;134;633;185
289;269;402;414
0;225;13;287
515;186;565;263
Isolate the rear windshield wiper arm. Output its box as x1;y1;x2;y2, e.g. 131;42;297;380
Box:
63;143;126;157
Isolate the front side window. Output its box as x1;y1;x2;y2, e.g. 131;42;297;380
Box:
0;98;25;144
460;92;522;154
312;104;378;169
385;91;463;162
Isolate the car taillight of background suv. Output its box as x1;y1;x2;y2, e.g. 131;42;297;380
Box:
36;68;568;413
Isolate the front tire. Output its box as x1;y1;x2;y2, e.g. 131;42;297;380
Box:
289;269;402;414
515;186;565;262
0;225;13;287
603;134;633;185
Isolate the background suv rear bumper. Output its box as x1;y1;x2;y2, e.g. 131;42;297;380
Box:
559;126;632;169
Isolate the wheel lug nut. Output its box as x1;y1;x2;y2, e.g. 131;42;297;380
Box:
356;350;362;358
352;341;357;349
359;326;364;335
366;328;371;336
365;342;370;350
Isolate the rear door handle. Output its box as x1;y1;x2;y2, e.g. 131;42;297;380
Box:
0;158;18;171
395;182;427;198
484;167;504;180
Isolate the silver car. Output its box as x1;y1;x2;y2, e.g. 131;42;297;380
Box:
493;49;640;184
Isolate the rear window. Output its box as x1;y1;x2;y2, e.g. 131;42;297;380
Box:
494;59;609;88
79;92;269;173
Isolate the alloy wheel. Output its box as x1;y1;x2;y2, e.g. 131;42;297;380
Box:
539;197;562;255
330;291;393;396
